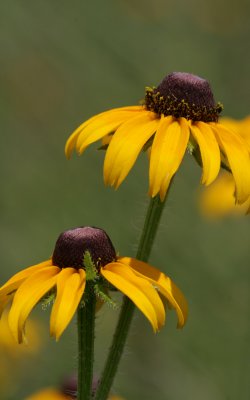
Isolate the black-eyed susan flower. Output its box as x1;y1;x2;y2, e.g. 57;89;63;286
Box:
65;72;250;203
0;227;187;343
200;116;250;216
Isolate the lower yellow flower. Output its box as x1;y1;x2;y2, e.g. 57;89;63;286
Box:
66;72;250;203
0;227;187;343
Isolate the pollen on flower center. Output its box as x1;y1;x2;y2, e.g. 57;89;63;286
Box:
52;226;116;269
144;72;223;122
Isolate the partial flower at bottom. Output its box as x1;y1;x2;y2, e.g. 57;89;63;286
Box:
25;373;124;400
0;227;187;343
26;388;124;400
66;72;250;203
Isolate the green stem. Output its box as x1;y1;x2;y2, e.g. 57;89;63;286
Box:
94;194;167;400
77;283;96;400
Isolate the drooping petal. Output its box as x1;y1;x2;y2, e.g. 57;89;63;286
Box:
0;260;52;292
190;122;221;185
65;106;143;158
104;111;160;188
50;268;86;340
221;116;250;151
76;110;144;155
0;297;12;319
118;257;188;328
149;117;190;200
0;260;53;316
211;123;250;203
8;266;59;343
101;263;165;331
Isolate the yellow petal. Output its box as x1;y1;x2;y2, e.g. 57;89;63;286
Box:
118;257;188;328
0;297;12;319
211;123;250;203
221;116;250;151
76;110;144;155
101;263;165;331
104;111;159;188
0;260;53;316
65;106;143;158
149;117;190;200
8;266;59;343
50;268;86;340
0;260;52;292
190;122;220;185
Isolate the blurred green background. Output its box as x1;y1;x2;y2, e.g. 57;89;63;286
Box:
1;1;250;399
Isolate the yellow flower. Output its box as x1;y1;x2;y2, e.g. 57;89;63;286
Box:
66;72;250;203
0;227;187;343
200;116;250;216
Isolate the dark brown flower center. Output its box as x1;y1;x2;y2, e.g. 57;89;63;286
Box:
52;226;116;269
144;72;223;122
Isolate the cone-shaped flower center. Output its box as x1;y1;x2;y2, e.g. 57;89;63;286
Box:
145;72;223;122
52;226;116;269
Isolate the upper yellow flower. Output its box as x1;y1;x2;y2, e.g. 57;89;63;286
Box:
200;115;250;216
0;227;187;343
65;72;250;202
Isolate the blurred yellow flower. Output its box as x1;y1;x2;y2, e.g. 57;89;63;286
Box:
0;312;42;398
0;227;187;343
200;116;250;216
200;171;250;217
0;311;40;354
66;72;250;202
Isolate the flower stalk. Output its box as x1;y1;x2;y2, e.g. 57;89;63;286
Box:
77;282;96;400
94;193;168;400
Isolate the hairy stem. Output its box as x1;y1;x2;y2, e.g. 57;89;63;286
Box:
95;194;167;400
